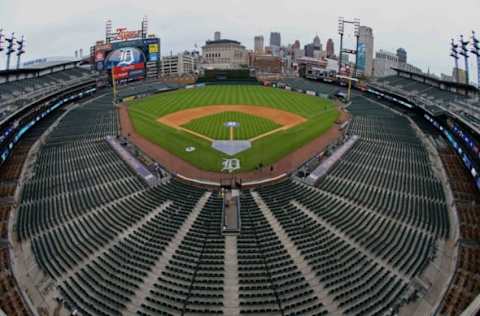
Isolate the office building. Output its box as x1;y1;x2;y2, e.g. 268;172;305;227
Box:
326;38;335;58
201;38;248;69
397;48;407;64
254;35;264;55
358;25;374;77
270;32;281;47
214;31;221;41
313;35;322;50
161;53;195;76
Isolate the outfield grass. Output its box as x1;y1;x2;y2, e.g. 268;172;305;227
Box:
128;85;339;172
182;111;281;140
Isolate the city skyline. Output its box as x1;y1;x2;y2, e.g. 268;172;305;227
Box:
0;0;479;83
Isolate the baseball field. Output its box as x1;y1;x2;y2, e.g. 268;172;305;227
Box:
127;85;339;172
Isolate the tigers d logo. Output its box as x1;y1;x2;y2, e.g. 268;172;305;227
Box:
221;159;240;173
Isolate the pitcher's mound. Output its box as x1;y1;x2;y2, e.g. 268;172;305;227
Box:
212;140;251;156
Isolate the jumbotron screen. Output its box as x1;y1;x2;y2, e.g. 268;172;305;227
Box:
94;37;160;82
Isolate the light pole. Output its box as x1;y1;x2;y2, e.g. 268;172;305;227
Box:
471;31;480;86
450;39;460;83
16;35;25;70
459;35;470;84
5;33;15;71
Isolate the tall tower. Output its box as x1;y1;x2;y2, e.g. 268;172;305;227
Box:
326;39;335;58
5;33;15;71
358;25;374;77
16;35;25;69
459;35;470;84
214;31;221;41
270;32;281;47
254;35;264;54
450;39;460;83
105;19;113;43
396;48;407;64
141;16;149;38
313;35;321;49
471;31;480;86
0;30;4;55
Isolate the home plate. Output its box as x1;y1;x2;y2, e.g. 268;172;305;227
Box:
212;140;251;156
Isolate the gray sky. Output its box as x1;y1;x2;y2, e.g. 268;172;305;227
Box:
1;0;479;83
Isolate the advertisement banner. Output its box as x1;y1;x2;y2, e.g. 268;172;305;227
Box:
105;47;146;81
357;43;366;71
95;50;106;62
148;43;159;54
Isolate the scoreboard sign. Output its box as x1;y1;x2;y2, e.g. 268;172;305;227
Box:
110;27;142;42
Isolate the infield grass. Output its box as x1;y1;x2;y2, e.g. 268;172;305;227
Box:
182;111;281;140
128;85;339;172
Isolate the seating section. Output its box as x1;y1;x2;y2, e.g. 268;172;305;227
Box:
237;192;327;316
316;100;449;238
57;181;205;316
139;194;225;316
256;180;412;315
371;74;480;129
438;145;480;316
16;97;131;241
276;78;338;96
0;67;93;119
9;88;461;316
0;104;67;316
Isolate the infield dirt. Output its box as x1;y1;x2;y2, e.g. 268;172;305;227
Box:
157;105;306;129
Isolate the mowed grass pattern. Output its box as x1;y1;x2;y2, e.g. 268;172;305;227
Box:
129;85;339;172
182;111;281;140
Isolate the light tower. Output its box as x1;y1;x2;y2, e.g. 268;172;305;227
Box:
337;17;344;74
0;29;4;54
459;34;470;84
141;15;148;39
450;39;460;83
16;35;25;70
5;33;15;71
105;19;112;43
337;17;360;77
471;31;480;86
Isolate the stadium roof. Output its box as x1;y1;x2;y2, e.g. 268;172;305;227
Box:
392;67;479;93
0;58;81;77
205;39;241;45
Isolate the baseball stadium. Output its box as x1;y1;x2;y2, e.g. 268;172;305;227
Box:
0;12;479;316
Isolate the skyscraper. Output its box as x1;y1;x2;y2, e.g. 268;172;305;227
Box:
214;31;221;41
304;44;315;58
254;35;264;55
292;40;301;50
313;35;321;49
358;26;374;77
270;32;281;47
326;39;335;58
397;48;407;64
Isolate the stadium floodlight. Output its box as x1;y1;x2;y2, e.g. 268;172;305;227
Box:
459;35;470;84
337;17;360;78
471;31;480;86
0;29;4;52
5;32;15;71
338;17;345;35
353;18;360;37
16;35;25;70
450;39;460;83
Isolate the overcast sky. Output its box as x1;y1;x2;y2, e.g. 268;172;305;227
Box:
0;0;479;83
